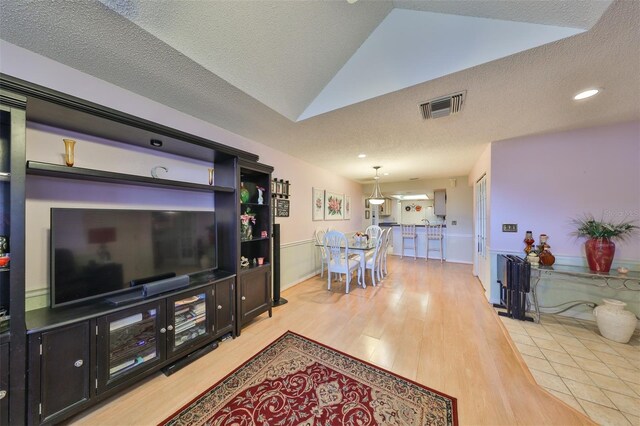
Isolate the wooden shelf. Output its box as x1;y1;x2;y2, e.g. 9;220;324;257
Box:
240;237;270;243
239;263;270;274
241;202;269;207
26;161;235;194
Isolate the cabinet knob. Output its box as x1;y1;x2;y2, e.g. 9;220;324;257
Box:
167;325;174;331
217;305;222;310
74;359;83;368
160;327;166;334
241;296;246;301
0;390;6;400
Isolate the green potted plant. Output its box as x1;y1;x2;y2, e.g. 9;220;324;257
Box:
572;215;638;272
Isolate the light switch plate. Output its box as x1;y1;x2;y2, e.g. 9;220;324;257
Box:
502;224;518;232
451;220;457;225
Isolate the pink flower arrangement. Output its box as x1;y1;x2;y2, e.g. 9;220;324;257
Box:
327;196;342;215
241;208;256;225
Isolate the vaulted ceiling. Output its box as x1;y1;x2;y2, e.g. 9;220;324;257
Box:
1;0;638;183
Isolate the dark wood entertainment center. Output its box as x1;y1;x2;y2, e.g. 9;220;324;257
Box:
0;76;274;425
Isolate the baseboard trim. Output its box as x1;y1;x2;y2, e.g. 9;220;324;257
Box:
282;271;320;292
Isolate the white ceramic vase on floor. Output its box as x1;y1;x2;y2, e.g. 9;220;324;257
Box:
593;299;637;343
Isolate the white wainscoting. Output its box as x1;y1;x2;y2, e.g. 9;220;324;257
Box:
444;233;474;264
26;288;48;311
280;238;322;292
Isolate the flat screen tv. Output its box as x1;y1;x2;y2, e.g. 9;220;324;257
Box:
51;208;217;307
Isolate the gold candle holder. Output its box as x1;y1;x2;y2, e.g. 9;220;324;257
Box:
208;168;215;186
63;139;76;167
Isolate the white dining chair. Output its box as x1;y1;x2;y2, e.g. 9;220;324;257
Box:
314;228;328;277
365;225;382;241
364;233;385;286
323;230;361;293
401;224;417;259
426;224;444;262
378;227;391;279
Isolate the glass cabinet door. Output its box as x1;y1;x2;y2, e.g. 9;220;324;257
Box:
167;288;213;358
97;301;165;392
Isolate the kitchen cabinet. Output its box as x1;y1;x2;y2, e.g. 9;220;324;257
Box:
434;189;446;216
379;198;392;216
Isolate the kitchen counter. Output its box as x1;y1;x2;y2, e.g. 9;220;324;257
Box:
389;225;447;259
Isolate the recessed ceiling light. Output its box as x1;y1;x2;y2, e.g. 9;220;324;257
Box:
574;89;600;100
358;154;366;158
383;172;389;176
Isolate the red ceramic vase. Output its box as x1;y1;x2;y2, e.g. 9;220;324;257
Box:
585;238;615;273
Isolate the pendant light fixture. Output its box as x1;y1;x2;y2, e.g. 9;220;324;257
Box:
368;166;385;205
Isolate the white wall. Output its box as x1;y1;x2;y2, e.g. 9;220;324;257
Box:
0;41;364;304
491;121;639;261
488;122;640;319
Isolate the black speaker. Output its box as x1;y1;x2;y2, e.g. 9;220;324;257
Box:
272;223;287;306
143;274;189;297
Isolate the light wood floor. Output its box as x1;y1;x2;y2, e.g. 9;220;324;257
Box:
70;257;594;425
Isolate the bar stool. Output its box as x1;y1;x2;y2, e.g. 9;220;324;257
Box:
401;224;417;259
426;224;444;262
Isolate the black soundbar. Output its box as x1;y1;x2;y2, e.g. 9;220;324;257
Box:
142;274;189;297
130;272;176;287
162;340;219;376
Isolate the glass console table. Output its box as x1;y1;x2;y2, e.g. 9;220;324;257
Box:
530;265;640;323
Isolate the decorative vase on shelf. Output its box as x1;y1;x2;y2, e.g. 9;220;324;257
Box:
241;223;253;241
585;238;615;273
257;188;264;205
240;182;250;204
594;299;637;343
63;138;76;167
240;208;256;241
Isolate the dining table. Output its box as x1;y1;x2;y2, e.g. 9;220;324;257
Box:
316;234;377;286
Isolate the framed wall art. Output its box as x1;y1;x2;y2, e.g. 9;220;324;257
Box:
344;196;351;219
312;188;325;221
324;191;344;220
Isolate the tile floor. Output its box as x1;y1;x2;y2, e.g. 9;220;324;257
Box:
499;313;640;426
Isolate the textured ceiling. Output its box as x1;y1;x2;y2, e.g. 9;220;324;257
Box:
1;0;638;185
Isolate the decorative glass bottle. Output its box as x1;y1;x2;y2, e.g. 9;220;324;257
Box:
524;231;535;255
240;182;250;204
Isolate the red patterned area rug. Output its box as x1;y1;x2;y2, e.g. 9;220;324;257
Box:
160;331;457;426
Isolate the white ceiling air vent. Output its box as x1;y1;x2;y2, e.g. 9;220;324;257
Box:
419;91;466;120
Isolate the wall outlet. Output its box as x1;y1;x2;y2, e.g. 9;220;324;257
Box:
502;224;518;232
